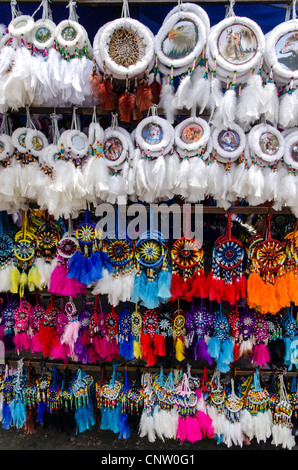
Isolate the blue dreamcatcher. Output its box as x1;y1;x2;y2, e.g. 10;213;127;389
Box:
67;208;107;286
132;223;171;309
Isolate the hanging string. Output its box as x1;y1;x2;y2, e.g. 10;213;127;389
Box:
147;105;158;117
111;113;118;130
225;0;236;18
285;4;291;21
32;0;52;20
25;107;36;130
50;112;61;146
293;0;297;20
67;0;79;22
121;0;130;18
10;0;21;19
0;114;9;136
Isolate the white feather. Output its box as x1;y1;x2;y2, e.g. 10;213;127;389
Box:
160;80;175;124
278;90;298;129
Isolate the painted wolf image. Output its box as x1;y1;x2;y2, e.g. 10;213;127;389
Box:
220;25;257;64
278;32;298;71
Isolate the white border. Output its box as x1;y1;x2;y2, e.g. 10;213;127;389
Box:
25;128;48;157
12;127;28;153
135;115;174;157
284;130;298;169
8;15;35;39
55;19;87;52
163;2;210;36
32;18;56;51
208;16;265;75
93;18;155;80
249;123;285;163
103;127;129;167
265;19;298;83
174;116;210;156
212;123;246;161
155;11;207;71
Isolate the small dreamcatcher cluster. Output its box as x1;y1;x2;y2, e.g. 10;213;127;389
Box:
1;359;298;450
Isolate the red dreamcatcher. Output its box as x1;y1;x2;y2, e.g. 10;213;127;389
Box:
140;308;166;366
170;204;207;302
207;211;246;305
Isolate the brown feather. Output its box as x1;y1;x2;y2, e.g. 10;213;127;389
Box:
135;80;153;112
88;71;102;100
119;91;134;122
98;79;117;111
149;78;162;105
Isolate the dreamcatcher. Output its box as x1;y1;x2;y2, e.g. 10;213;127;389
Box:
271;373;296;450
13;298;32;354
245;123;285;207
185;301;214;365
238;305;255;358
35;211;61;289
152;370;178;441
227;304;241;361
30;293;46;334
92;0;155;121
104;306;119;362
207;123;247;210
31;295;61;357
140;308;165;367
67;208;106;286
156;2;210;124
133;108;175;202
253;312;271;367
53;0;94;106
0;295;19;351
174;116;210;203
176;372;214;444
207;0;266;130
132;221;171;309
92;226;135;307
11;108;48;203
72;368;95;434
118;305;134;360
82;108;109;203
240;369;272;444
97;364;123;435
170;204;206;302
263;3;298;129
50;217;87;297
101;113;135;204
207;305;234;373
157;305;174;366
60;297;81;359
247;212;288;314
10;213;40;297
207;211;246;305
73;296;98;364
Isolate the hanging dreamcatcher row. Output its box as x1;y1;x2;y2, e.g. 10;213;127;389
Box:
1;0;298;131
1;106;298;219
1;357;298;449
